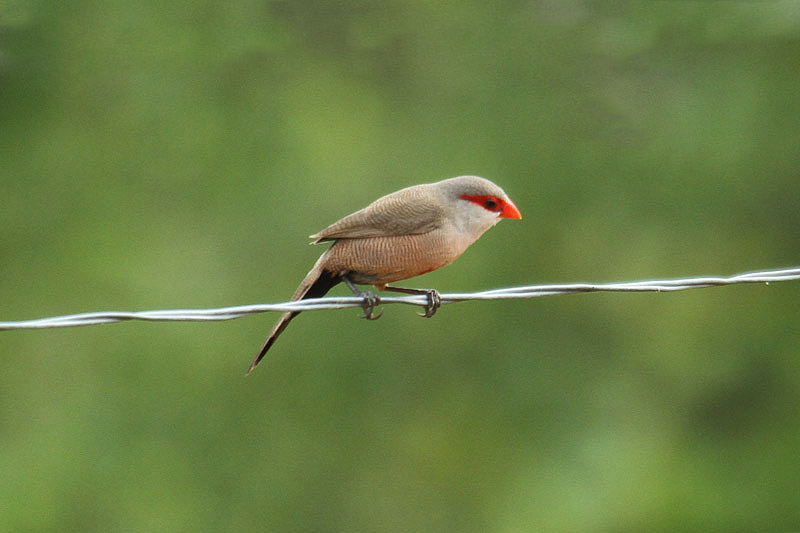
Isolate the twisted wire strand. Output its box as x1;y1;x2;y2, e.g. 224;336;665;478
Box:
1;267;798;330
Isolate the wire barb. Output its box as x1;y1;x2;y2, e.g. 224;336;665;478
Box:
1;267;798;330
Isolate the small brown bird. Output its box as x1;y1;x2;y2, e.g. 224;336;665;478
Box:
247;175;521;373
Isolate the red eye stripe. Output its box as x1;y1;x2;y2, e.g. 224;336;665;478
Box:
460;194;501;211
460;195;522;219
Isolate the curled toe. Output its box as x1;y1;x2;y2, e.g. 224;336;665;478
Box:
418;289;442;318
359;292;382;320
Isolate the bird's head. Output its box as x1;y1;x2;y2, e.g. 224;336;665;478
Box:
433;175;521;236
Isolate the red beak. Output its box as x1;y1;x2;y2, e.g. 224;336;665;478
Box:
500;198;522;219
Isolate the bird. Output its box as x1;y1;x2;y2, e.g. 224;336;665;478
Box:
247;175;521;373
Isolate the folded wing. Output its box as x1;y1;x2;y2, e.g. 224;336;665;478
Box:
310;185;445;243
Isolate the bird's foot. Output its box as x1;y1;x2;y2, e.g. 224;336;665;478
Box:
343;274;383;320
417;289;441;318
357;290;383;320
384;285;442;318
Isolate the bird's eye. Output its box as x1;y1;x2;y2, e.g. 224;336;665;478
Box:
484;198;498;210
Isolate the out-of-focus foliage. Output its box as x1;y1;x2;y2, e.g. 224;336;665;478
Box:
2;1;800;530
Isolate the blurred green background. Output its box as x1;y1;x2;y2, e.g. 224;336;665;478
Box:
2;1;800;530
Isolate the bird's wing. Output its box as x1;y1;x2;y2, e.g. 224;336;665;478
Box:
310;186;445;243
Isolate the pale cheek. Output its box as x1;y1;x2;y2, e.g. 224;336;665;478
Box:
453;205;500;234
478;211;501;227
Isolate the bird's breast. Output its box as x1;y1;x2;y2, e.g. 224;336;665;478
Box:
321;228;472;285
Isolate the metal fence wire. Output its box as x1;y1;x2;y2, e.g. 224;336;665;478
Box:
1;267;799;330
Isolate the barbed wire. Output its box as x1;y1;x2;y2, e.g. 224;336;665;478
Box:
1;266;798;331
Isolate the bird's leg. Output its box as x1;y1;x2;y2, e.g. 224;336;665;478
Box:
383;286;442;318
343;275;383;320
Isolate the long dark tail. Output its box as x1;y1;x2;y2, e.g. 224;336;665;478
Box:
246;266;341;374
